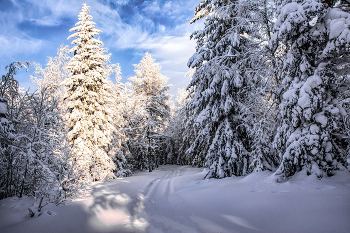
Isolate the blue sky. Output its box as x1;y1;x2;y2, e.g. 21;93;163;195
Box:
0;0;202;96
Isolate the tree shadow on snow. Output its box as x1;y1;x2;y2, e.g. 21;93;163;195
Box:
86;186;148;233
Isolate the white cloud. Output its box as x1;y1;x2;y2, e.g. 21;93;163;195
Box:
19;0;83;25
108;23;151;50
30;17;61;27
0;35;43;61
142;1;161;14
158;25;166;32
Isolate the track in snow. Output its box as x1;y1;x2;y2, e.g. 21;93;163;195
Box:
141;166;203;233
143;167;180;198
1;165;349;233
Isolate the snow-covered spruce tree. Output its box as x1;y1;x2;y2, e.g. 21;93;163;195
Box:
62;4;115;181
178;86;199;166
271;0;350;180
129;52;171;172
185;0;274;178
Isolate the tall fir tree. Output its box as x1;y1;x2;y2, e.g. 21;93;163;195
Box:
62;4;115;181
184;0;274;178
271;0;350;180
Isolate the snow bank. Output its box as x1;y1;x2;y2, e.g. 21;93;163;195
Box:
0;165;349;233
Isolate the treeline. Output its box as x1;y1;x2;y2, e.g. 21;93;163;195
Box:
1;0;350;202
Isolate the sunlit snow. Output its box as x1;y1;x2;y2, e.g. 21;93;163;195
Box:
0;165;349;233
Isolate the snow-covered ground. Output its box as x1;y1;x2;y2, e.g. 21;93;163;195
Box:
0;165;349;233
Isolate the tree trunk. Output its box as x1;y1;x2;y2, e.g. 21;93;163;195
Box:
20;162;28;198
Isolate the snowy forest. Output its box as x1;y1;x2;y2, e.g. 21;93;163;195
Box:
1;0;350;215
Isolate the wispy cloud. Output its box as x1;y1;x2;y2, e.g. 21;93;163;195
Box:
0;35;43;63
30;17;62;27
142;1;161;14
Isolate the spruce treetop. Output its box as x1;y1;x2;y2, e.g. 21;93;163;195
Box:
68;3;101;46
67;3;109;78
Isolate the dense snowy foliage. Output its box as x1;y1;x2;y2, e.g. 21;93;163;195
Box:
106;66;133;178
0;63;33;199
30;46;84;200
271;0;350;180
127;53;171;172
176;0;349;180
0;61;66;202
182;0;279;178
62;4;116;181
164;88;190;165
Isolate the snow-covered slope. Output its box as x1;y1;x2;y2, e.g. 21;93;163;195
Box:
0;165;349;233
